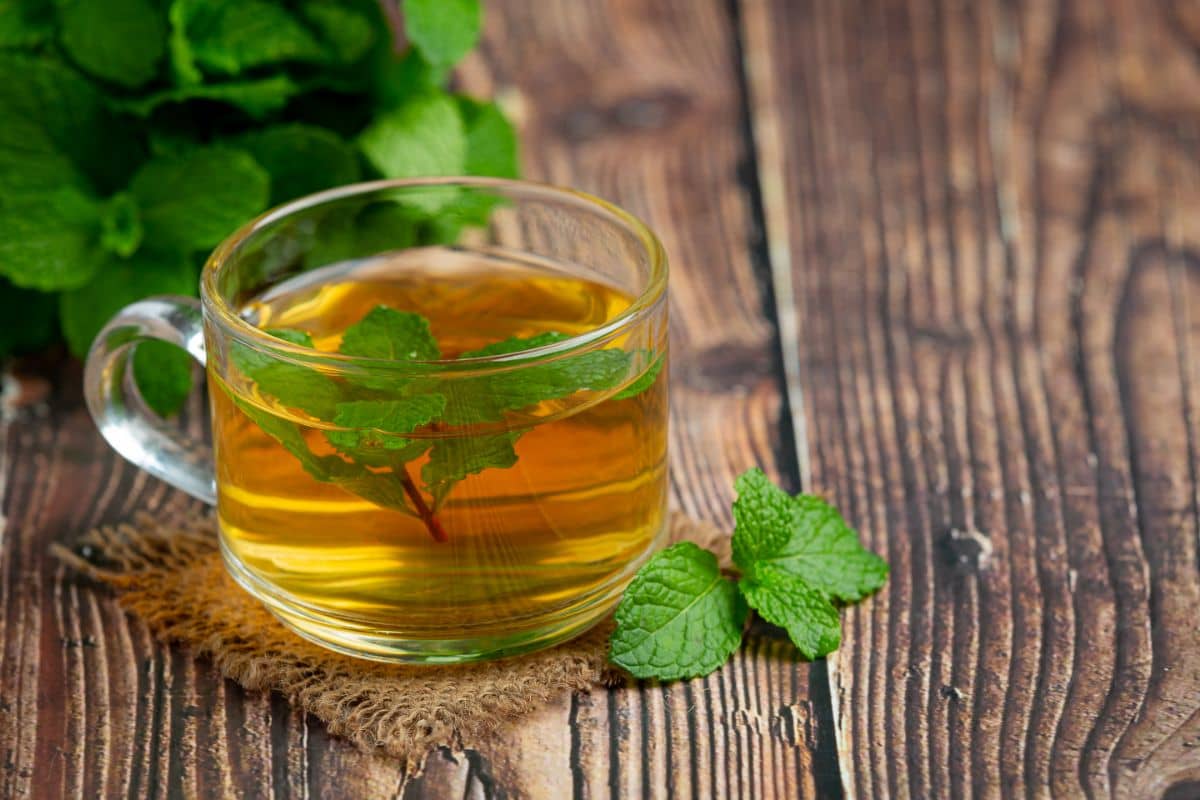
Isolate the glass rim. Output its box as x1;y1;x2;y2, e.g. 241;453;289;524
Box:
200;176;668;373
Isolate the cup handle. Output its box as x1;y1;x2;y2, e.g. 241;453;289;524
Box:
83;295;216;505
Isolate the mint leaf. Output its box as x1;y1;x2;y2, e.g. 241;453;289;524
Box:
59;249;195;357
172;0;326;76
403;0;481;69
0;54;144;196
614;352;664;400
229;394;342;481
358;92;466;180
328;467;419;515
0;277;58;359
373;49;448;111
732;468;888;601
443;333;631;425
444;347;632;425
116;74;302;119
266;328;314;347
730;467;794;572
0;0;53;49
131;146;270;252
459;331;569;358
325;395;445;461
327;434;430;469
237;360;340;419
230;333;340;420
0;55;101;197
609;542;747;681
132;339;194;417
227;384;417;515
459;98;519;179
302;202;418;270
739;564;842;660
338;306;441;361
100;193;143;258
776;495;889;600
299;0;378;64
58;0;165;88
0;187;103;291
352;202;419;255
422;432;518;505
236;123;361;204
331;396;446;435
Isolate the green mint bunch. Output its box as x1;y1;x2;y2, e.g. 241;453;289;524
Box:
0;0;515;416
609;468;889;680
229;305;663;541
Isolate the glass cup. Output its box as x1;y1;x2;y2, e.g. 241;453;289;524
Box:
84;178;669;663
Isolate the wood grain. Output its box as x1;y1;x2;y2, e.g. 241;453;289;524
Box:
740;0;1200;796
14;0;1200;795
0;1;834;798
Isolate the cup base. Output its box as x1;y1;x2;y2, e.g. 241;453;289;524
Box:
217;529;659;664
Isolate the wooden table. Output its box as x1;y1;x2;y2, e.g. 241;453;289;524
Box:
5;0;1200;797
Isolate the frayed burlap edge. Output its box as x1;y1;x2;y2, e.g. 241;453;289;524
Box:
51;510;725;769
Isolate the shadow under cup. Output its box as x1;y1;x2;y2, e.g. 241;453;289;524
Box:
84;178;670;663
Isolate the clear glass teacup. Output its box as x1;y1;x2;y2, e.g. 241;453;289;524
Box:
84;178;669;663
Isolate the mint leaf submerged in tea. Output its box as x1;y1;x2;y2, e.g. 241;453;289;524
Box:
442;333;632;425
221;305;660;541
338;305;441;361
422;431;518;506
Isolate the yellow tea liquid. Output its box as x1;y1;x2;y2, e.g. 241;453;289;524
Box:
210;248;668;659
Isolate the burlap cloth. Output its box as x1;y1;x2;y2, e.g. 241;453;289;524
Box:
51;510;727;768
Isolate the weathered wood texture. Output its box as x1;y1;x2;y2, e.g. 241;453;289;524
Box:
9;0;1200;797
0;1;837;798
741;0;1200;797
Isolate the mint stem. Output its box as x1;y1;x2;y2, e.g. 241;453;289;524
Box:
399;465;447;543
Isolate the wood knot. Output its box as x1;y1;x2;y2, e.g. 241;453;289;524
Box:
940;684;965;702
939;527;992;573
676;342;772;389
910;324;975;351
776;703;815;748
731;708;768;734
554;89;694;142
59;635;98;649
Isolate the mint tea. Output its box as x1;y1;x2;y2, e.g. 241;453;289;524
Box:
84;179;669;662
210;247;668;660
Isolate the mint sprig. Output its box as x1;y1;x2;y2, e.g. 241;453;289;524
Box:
609;468;888;679
224;305;660;542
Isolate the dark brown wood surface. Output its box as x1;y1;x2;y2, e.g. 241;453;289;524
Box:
3;0;1200;797
739;0;1200;797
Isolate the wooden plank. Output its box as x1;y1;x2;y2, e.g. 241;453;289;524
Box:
739;0;1200;795
0;3;839;799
